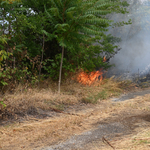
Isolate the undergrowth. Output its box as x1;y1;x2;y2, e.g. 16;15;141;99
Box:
0;52;139;116
0;76;139;121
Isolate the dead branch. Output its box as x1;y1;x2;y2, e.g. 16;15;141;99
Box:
49;106;81;116
102;136;115;150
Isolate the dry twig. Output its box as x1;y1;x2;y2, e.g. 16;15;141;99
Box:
102;136;115;150
49;106;81;116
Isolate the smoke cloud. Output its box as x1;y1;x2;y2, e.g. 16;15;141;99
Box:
108;0;150;76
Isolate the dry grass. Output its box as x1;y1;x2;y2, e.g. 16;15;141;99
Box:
0;115;87;150
89;128;150;150
82;94;150;150
1;93;150;149
0;77;148;150
0;77;131;119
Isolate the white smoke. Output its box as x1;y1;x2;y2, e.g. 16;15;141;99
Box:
108;0;150;76
139;0;148;3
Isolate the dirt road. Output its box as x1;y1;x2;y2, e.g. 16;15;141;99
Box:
1;89;150;150
40;89;150;150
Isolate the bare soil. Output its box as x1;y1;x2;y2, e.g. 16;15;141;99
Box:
40;90;150;150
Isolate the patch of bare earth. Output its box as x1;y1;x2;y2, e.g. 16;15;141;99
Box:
0;78;149;150
77;94;150;150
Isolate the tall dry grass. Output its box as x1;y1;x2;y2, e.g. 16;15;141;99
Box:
0;76;139;120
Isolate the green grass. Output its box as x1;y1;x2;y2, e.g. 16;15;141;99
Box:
81;90;108;104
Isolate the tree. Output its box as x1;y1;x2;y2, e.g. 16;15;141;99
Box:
0;0;131;92
44;0;130;93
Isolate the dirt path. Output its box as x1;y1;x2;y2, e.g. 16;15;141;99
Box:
41;89;150;150
1;89;150;150
112;89;150;102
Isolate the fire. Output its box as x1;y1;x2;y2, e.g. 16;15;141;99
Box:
103;56;107;62
76;57;107;85
77;69;103;86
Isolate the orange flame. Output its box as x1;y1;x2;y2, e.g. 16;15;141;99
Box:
77;69;103;86
75;57;106;85
103;56;107;62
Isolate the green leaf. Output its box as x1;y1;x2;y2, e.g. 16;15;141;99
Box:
1;81;8;86
0;101;6;108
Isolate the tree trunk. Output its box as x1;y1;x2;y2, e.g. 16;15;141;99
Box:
58;46;64;93
14;57;15;68
38;34;45;86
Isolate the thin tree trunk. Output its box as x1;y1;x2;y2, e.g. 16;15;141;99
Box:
14;57;15;68
58;46;64;93
39;34;45;86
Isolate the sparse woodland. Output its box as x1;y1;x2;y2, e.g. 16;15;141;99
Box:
0;0;131;106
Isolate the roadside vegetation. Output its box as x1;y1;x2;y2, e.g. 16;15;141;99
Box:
0;77;138;120
0;0;131;117
0;0;130;90
1;86;150;150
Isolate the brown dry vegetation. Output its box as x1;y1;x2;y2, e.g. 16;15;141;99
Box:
80;94;150;150
90;127;150;150
0;77;133;120
1;77;149;150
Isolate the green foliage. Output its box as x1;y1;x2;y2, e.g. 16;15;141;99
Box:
82;90;108;104
43;54;76;80
43;0;130;74
0;51;41;88
0;35;7;44
0;100;6;108
42;58;59;80
0;66;39;89
0;50;12;68
0;0;131;90
0;35;12;68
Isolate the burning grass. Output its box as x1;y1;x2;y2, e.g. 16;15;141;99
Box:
77;69;103;85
